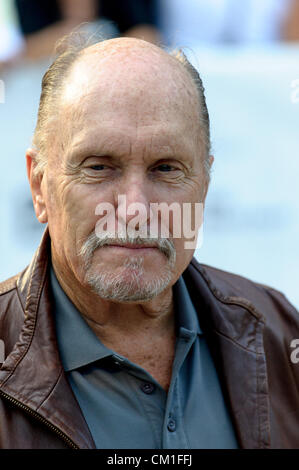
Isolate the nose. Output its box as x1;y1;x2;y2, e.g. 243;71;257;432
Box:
115;172;152;233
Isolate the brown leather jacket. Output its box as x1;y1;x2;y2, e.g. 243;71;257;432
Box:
0;228;299;449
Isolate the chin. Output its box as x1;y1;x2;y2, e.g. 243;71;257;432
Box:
85;266;173;303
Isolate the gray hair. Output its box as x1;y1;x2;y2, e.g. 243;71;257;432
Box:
32;30;211;178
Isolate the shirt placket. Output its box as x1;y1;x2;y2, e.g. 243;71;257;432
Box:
162;328;197;449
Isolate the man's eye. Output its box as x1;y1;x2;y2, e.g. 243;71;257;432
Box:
155;164;175;172
89;165;106;171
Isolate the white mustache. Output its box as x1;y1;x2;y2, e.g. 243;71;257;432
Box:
79;231;176;266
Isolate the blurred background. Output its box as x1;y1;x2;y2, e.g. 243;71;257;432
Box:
0;0;298;307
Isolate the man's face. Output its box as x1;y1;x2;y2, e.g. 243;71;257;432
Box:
33;42;209;302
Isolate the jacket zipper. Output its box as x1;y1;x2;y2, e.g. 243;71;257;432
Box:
0;389;79;449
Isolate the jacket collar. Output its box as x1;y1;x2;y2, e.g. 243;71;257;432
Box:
0;227;270;449
0;227;96;449
184;261;270;449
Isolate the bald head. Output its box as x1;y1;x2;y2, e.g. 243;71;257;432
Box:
63;38;197;108
32;35;210;177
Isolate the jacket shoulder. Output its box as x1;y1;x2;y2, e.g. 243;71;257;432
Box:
0;273;23;328
0;274;19;296
0;271;29;359
189;258;299;323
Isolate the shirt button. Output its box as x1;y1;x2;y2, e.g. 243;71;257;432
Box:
140;382;155;394
167;419;176;432
112;355;123;366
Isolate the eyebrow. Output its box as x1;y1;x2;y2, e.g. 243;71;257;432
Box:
66;146;119;165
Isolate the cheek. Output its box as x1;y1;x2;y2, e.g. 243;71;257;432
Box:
60;183;118;242
172;237;194;274
64;187;100;233
44;175;97;242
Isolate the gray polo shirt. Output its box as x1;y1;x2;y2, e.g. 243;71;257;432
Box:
50;268;239;449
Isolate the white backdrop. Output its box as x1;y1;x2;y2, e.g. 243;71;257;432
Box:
191;45;299;308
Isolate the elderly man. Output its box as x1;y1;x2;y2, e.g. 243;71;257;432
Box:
0;36;298;450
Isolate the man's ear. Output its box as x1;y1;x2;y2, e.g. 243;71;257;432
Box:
26;148;48;224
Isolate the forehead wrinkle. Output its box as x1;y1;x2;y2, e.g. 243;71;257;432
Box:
61;74;200;148
66;118;197;161
58;109;203;174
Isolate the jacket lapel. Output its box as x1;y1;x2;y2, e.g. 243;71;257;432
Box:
184;261;271;449
0;228;96;449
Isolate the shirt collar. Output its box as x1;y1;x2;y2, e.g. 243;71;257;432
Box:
172;274;203;337
50;268;113;372
51;267;203;372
